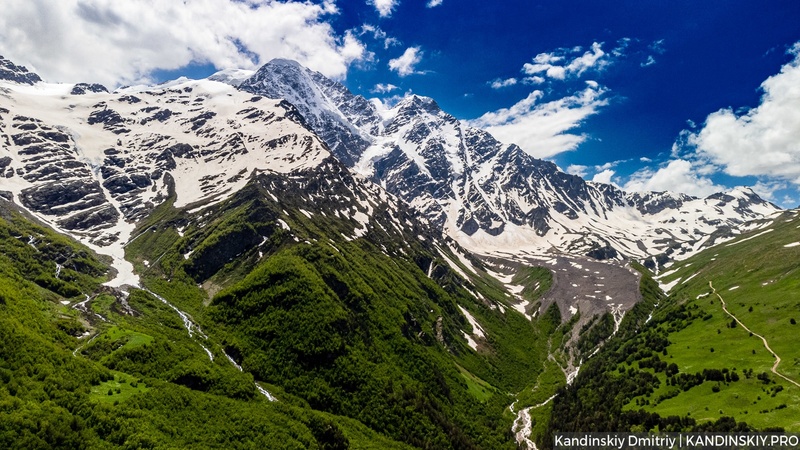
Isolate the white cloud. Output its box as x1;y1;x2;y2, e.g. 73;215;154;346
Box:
592;169;617;185
566;164;589;177
611;37;631;57
0;0;366;87
359;24;400;50
595;161;620;171
522;42;609;81
489;78;518;89
523;76;546;85
649;39;666;54
369;0;399;17
384;37;401;49
469;81;608;159
677;42;800;184
370;94;406;112
371;83;399;93
388;46;423;77
623;159;723;197
641;55;656;67
426;0;443;7
751;180;787;202
360;24;385;39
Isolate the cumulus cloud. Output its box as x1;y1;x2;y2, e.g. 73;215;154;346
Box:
522;42;609;81
0;0;366;87
523;75;546;85
592;169;617;185
371;83;399;93
751;180;787;202
595;160;621;171
469;81;608;159
623;159;724;197
388;46;423;76
566;164;589;177
369;0;399;17
676;42;800;184
426;0;443;7
625;41;800;203
489;78;518;89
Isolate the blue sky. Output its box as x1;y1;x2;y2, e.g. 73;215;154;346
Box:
1;0;799;206
332;0;800;206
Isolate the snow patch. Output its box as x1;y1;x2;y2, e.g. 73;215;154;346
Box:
458;306;486;339
726;228;773;246
659;278;681;293
462;332;479;351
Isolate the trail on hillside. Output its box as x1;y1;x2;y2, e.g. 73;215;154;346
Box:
709;281;800;389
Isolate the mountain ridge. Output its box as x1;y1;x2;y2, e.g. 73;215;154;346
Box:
237;58;780;264
0;54;794;450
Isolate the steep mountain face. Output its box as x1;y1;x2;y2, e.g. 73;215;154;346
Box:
238;60;781;263
0;193;424;450
1;60;569;448
0;56;790;448
239;59;379;167
0;56;42;85
0;74;334;286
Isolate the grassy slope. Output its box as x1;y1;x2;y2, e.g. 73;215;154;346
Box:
546;209;800;446
0;200;411;449
642;210;800;429
120;170;568;449
0;160;575;449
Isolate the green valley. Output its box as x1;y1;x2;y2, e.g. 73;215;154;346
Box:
0;167;582;449
546;210;800;445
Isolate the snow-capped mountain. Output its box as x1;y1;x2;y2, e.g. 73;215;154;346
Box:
0;55;782;273
0;60;413;288
0;55;42;85
239;59;379;167
237;59;781;263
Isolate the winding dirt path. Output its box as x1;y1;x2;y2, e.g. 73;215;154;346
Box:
709;281;800;389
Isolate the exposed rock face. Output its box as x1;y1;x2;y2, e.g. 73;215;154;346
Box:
0;63;332;247
0;56;42;85
237;59;781;262
0;55;782;265
71;83;109;95
239;59;379;167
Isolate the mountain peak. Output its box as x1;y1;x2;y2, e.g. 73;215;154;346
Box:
265;58;303;69
233;58;780;263
0;55;42;85
705;186;780;215
396;94;442;115
726;185;759;198
239;58;379;167
207;68;256;87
